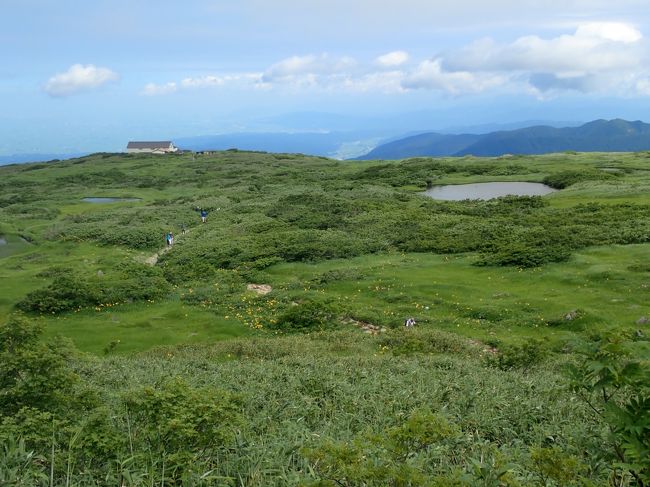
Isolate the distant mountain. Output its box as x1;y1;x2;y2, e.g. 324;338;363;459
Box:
439;120;582;135
357;133;482;159
355;119;650;159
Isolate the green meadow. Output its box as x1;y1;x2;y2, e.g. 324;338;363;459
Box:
0;150;648;485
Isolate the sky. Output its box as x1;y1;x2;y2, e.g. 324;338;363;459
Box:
2;0;650;155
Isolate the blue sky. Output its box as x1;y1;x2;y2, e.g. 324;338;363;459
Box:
2;0;650;155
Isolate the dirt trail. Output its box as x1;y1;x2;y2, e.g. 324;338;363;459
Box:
144;230;190;266
144;245;170;266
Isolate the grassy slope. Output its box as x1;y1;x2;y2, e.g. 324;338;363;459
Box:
0;150;648;353
1;151;649;485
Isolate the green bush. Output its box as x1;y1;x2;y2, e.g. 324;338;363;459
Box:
378;328;473;356
530;446;586;485
543;169;614;189
17;264;171;314
0;437;48;486
272;299;339;332
477;242;572;268
303;410;460;487
486;340;547;371
124;379;242;476
0;315;77;415
16;274;99;314
567;335;650;484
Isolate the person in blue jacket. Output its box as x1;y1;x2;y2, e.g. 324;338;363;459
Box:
200;209;208;223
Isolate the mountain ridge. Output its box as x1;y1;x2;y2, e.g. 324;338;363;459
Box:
355;119;650;159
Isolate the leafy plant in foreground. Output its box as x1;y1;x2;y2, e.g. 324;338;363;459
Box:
0;436;47;487
124;378;243;480
0;315;76;415
567;334;650;485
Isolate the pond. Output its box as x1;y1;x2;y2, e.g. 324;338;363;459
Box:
422;182;557;201
82;197;142;203
0;235;31;259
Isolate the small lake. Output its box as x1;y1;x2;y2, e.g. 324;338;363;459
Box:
82;197;141;203
0;235;31;259
423;182;557;201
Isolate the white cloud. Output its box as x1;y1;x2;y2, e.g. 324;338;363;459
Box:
403;59;506;94
180;73;262;89
141;73;263;95
181;75;225;88
636;78;650;96
409;21;650;96
44;64;118;97
376;51;409;67
335;71;407;93
575;22;642;43
262;54;357;82
138;21;650;99
444;22;645;76
141;82;177;96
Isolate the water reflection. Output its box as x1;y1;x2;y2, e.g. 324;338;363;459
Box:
423;182;556;201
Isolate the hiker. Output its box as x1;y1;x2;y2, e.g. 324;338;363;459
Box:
169;232;174;245
200;209;208;223
404;317;416;328
181;223;186;235
165;232;173;246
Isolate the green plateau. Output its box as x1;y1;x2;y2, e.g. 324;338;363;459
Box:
0;150;649;485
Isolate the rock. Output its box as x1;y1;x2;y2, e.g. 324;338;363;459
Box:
492;292;511;298
637;316;649;325
564;310;580;321
247;284;272;295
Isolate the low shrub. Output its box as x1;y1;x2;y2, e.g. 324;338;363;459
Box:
0;315;77;415
310;268;365;285
16;274;99;314
378;328;473;356
543;169;614;189
271;299;339;332
476;242;572;268
486;340;547;370
124;379;243;475
16;264;170;314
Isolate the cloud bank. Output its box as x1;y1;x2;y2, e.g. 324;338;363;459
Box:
141;22;650;98
44;64;118;97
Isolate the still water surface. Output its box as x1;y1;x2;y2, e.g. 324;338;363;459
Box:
82;197;141;203
423;182;556;201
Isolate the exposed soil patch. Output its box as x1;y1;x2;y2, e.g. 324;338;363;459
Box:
344;317;386;335
247;284;272;295
468;339;498;355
